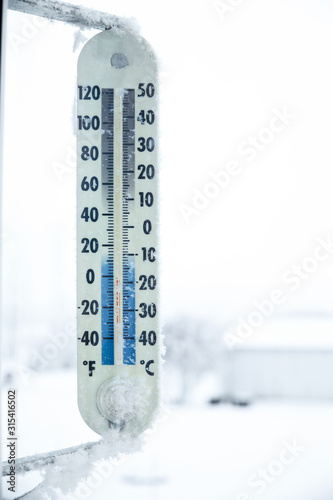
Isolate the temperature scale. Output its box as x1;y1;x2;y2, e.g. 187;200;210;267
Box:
77;28;159;436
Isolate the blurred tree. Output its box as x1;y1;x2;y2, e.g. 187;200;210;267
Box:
163;316;223;403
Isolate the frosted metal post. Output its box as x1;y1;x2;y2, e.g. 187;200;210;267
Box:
8;0;120;29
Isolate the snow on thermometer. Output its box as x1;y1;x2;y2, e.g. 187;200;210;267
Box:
77;28;159;436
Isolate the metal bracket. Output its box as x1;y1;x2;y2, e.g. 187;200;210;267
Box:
8;0;121;30
2;441;98;476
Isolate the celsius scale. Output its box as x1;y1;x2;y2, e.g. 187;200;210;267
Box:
77;28;160;436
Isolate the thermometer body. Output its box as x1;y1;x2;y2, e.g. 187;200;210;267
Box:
77;28;159;436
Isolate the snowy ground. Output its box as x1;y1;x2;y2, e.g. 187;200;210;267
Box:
2;370;333;499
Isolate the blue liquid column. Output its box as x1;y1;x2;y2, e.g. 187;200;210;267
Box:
101;89;115;365
122;89;136;365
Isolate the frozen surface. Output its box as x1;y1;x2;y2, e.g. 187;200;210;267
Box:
2;370;333;499
9;0;140;31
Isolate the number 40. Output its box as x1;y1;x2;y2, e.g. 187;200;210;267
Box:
139;330;157;346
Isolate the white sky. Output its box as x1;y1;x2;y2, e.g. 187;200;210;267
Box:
2;0;333;340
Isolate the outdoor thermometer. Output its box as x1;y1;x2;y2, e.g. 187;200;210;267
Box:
77;27;159;436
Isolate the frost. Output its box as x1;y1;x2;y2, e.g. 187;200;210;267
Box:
18;0;140;32
96;376;153;431
23;430;144;499
17;374;165;499
72;29;89;53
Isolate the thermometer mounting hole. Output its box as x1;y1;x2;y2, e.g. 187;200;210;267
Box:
111;53;129;68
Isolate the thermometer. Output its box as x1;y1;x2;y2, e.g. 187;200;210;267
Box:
77;28;159;436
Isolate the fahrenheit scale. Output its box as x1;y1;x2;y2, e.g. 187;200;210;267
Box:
77;28;159;436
